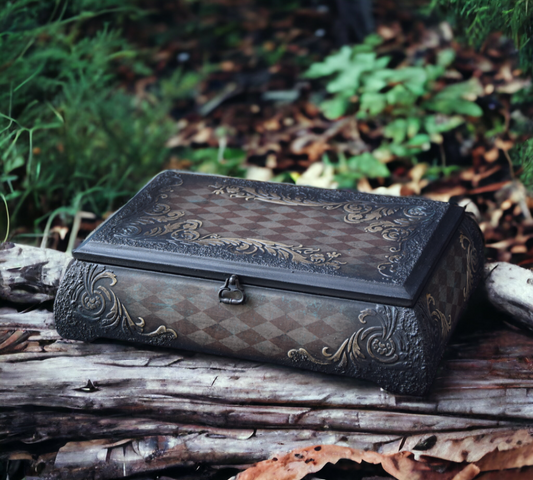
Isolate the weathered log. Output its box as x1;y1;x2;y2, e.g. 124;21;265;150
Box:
0;398;515;446
7;425;533;480
2;309;533;422
2;244;533;479
484;262;533;331
3;307;533;478
0;242;72;304
5;431;395;480
51;430;395;476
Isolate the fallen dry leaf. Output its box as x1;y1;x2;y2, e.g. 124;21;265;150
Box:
384;429;533;464
452;464;481;480
484;148;499;162
232;444;478;480
477;466;533;479
234;430;533;480
476;440;533;472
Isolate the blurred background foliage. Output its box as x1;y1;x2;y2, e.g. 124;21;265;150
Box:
431;0;533;72
0;0;532;248
0;0;177;239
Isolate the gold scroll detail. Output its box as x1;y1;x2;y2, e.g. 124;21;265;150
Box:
117;184;346;269
117;184;187;238
459;231;479;301
287;306;400;367
426;293;451;339
74;264;178;339
211;184;431;278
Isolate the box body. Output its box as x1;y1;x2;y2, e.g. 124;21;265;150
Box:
54;171;484;395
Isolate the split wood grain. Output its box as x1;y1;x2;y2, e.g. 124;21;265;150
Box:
1;309;532;436
3;243;533;479
0;242;72;304
11;429;397;480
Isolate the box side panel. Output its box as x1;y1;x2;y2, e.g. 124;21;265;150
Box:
413;214;485;388
55;260;438;395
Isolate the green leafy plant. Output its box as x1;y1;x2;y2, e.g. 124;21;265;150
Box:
304;35;483;121
303;33;488;187
0;0;197;238
325;152;390;189
177;146;247;177
429;1;533;194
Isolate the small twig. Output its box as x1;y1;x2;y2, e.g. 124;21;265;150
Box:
439;142;447;168
503;149;515;179
199;83;241;117
67;211;96;255
218;136;228;163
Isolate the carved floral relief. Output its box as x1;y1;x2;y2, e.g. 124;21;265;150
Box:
287;305;402;368
73;263;178;340
116;181;346;269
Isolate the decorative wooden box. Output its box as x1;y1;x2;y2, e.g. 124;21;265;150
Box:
54;171;484;395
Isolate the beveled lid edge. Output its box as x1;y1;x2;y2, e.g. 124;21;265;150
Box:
74;171;465;306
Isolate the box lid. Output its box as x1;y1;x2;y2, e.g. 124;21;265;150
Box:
74;171;464;307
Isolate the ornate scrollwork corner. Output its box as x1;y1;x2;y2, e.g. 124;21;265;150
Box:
115;183;189;238
288;305;402;369
459;231;479;301
426;293;451;339
358;308;374;324
74;264;178;340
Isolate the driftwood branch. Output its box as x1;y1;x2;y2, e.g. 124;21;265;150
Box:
3;307;533;422
2;244;533;479
485;262;533;331
0;242;72;304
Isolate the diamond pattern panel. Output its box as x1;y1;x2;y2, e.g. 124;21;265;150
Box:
112;267;363;361
420;228;469;338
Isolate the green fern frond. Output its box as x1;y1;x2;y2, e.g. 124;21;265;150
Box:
512;138;533;190
432;0;533;72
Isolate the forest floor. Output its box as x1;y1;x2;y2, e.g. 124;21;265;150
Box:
102;0;533;269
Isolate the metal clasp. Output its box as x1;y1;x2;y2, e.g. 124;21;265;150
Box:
218;275;246;305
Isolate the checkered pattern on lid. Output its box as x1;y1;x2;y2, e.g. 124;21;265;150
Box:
76;171;464;306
